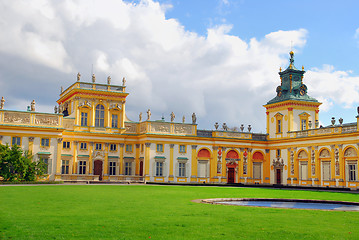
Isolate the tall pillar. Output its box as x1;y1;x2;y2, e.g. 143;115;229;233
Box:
288;108;293;131
55;138;63;178
247;148;253;183
315;146;321;186
266;111;270;134
28;137;35;154
72;141;78;174
144;142;151;181
211;146;218;182
264;149;270;184
75;97;80;126
104;143;109;179
119;143;124;175
239;148;244;183
168;144;174;182
135;144;140;175
121;101;125;129
89;142;93;174
330;145;335;186
190;145;197;182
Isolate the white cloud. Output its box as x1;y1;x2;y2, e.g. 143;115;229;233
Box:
0;0;358;132
355;27;359;39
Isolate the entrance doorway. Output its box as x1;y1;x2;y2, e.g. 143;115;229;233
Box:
276;169;282;184
227;168;235;183
94;160;103;181
139;161;143;176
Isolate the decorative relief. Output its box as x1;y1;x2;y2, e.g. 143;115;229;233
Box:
150;122;170;133
297;150;308;159
226;132;242;138
311;150;315;163
93;150;105;159
34;115;59;126
174;124;192;135
28;137;35;142
344;147;357;157
79;100;91;108
317;128;332;134
63;119;74;129
290;151;294;175
319;149;330;158
4;112;30;124
125;123;137;133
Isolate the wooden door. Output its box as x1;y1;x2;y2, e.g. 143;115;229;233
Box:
227;168;235;183
94;160;103;181
276;169;281;184
139;161;143;176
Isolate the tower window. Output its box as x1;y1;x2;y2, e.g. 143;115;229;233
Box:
277;119;282;133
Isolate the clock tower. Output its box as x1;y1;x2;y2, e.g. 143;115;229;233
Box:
264;51;321;139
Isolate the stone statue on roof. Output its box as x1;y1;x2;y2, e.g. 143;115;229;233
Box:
192;113;196;124
107;76;111;85
92;74;96;83
182;116;185;123
122;77;126;86
31;100;35;112
147;109;151;121
139;112;142;122
54;106;58;114
170;112;175;122
0;97;5;109
77;72;81;81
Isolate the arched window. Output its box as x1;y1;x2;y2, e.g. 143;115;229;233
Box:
95;104;105;127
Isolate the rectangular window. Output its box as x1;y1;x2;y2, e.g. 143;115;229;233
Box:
111;114;118;128
156;162;163;176
178;162;186;177
110;144;117;151
179;145;186;153
125;144;132;152
12;137;21;146
39;157;49;174
79;161;87;175
253;163;261;179
349;164;357;181
63;141;70;149
109;161;116;175
41;138;50;147
198;161;208;178
322;162;331;181
156;144;163;152
81;112;88;126
80;142;87;150
301;119;307;131
95;143;102;150
277;119;282;133
125;162;132;175
61;160;69;174
300;162;308;180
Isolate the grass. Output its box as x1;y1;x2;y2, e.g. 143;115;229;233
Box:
0;185;358;239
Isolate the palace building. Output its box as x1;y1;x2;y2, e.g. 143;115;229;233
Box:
0;52;358;189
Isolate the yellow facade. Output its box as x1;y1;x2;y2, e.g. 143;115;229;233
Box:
0;54;358;189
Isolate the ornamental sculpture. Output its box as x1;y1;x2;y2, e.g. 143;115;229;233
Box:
170;112;175;122
107;76;111;85
122;77;126;86
192;112;196;124
30;100;35;112
139;112;142;122
77;72;81;81
92;74;96;83
54;106;58;114
214;122;219;130
0;96;5;109
182;116;185;123
147;109;151;121
222;123;228;131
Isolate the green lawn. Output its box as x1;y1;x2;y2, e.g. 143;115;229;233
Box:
0;185;358;239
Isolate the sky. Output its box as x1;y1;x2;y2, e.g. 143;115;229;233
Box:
0;0;359;133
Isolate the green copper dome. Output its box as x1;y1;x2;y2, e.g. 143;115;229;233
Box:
267;51;318;104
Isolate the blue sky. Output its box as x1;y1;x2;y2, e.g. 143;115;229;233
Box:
0;0;359;131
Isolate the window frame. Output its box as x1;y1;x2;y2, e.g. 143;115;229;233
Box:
61;160;69;174
80;142;87;150
125;144;133;153
95;143;102;150
81;111;88;127
109;161;117;176
41;138;50;148
125;162;132;175
110;144;117;152
156;144;164;153
11;136;21;146
156;161;163;177
178;162;186;177
111;114;118;128
179;145;186;153
79;161;87;175
63;141;71;149
95;104;105;127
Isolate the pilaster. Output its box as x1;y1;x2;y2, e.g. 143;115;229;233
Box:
135;144;140;175
168;144;174;182
119;143;124;175
73;141;78;174
190;145;197;182
144;142;151;181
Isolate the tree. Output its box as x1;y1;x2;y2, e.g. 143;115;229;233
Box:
0;144;47;182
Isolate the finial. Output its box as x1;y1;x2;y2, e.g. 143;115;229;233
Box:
302;65;304;71
289;51;294;68
279;67;282;72
30;100;35;112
